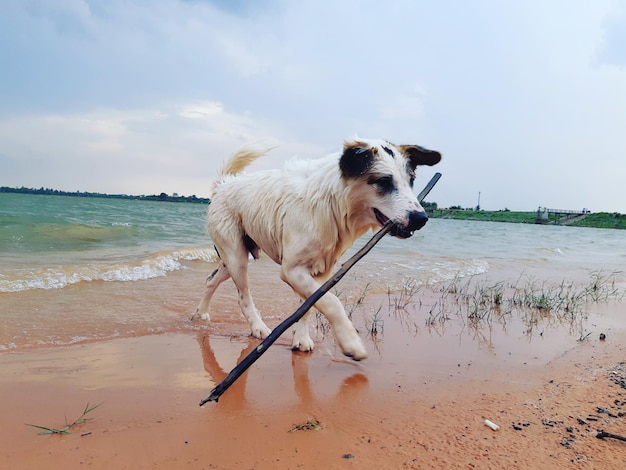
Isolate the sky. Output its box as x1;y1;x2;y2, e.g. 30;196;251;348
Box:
1;0;625;212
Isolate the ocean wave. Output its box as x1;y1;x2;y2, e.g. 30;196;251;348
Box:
0;247;219;293
0;331;123;351
363;257;490;293
0;221;141;253
391;258;490;284
168;247;219;262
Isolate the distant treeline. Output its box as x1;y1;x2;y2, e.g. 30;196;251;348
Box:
0;186;209;204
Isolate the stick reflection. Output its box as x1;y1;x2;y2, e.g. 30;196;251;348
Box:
197;333;369;411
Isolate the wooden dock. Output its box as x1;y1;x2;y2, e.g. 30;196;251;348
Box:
535;207;588;225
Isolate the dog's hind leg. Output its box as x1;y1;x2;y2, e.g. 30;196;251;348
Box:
196;262;231;321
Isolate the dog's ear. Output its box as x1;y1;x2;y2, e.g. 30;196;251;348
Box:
398;145;442;170
340;141;375;178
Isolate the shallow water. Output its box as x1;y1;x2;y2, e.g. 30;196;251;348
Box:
1;193;625;357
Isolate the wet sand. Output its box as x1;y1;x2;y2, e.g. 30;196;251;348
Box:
2;287;626;469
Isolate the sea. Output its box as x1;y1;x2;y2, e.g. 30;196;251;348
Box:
1;192;625;353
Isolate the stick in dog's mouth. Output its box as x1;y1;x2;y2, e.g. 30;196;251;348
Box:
373;208;392;227
373;209;426;239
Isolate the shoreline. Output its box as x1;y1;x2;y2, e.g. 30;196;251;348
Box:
2;289;626;468
431;209;626;229
0;186;209;204
3;190;624;229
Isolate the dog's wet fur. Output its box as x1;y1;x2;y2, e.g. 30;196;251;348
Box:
196;138;441;360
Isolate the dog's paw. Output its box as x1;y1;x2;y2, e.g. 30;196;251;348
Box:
342;341;368;361
251;322;271;339
198;312;211;321
336;330;368;361
291;335;315;352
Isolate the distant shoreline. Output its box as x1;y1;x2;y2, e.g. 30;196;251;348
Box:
0;186;209;204
2;186;623;229
431;209;626;230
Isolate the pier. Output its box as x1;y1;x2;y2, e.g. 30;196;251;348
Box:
535;207;589;225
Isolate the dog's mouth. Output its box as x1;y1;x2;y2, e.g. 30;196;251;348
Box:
374;209;415;239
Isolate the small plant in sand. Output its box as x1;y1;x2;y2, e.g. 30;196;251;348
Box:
434;270;625;336
366;305;384;337
342;281;372;320
432;275;510;327
26;402;102;435
387;279;421;314
384;280;425;336
584;270;625;302
289;417;321;432
313;308;329;331
442;275;473;296
577;328;593;342
425;297;450;327
316;282;374;338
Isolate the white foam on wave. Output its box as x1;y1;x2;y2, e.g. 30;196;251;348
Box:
170;247;219;262
392;258;490;284
0;247;219;292
365;257;490;293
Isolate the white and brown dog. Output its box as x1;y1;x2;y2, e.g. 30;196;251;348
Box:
196;138;441;360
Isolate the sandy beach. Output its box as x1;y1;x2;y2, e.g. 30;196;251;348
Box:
2;285;626;469
3;199;626;469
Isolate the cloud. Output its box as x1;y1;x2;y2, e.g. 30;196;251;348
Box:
0;1;625;212
0;100;324;196
178;102;225;119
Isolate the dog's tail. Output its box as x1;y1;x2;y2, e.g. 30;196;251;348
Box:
210;147;269;196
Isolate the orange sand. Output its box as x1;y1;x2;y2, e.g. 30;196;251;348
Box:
2;292;626;469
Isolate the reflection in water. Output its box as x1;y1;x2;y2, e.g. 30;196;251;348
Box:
192;270;625;412
291;351;369;405
197;333;369;411
197;334;255;411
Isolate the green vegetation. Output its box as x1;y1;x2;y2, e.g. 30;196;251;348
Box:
430;208;625;229
569;212;626;230
0;186;209;204
323;271;624;345
424;270;625;341
26;402;102;435
432;209;536;224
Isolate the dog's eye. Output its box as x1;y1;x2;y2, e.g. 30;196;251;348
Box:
369;175;396;194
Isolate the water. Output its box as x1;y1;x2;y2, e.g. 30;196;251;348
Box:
0;193;216;292
1;192;625;352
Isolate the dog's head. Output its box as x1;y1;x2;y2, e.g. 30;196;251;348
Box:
339;138;441;238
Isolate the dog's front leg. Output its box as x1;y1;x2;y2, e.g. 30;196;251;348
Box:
281;265;367;360
224;247;272;339
292;312;315;352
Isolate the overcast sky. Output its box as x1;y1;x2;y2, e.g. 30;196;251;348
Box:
1;0;625;212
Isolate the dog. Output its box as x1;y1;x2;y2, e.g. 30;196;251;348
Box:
196;138;441;360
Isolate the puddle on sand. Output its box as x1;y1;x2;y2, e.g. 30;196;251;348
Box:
197;277;626;412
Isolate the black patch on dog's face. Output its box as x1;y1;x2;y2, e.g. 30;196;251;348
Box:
398;145;442;170
340;142;375;178
381;145;394;157
368;175;397;194
405;162;416;187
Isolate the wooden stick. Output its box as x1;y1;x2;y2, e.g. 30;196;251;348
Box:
200;172;442;405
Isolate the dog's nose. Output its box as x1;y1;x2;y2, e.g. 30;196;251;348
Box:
408;210;428;231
